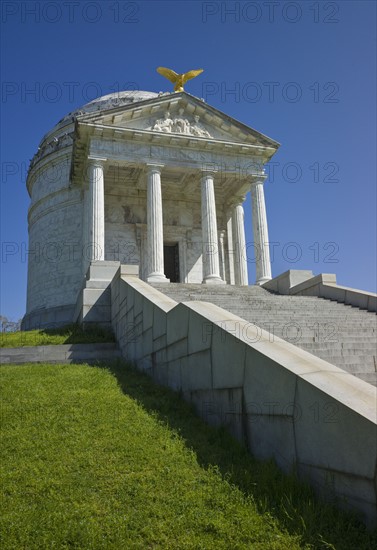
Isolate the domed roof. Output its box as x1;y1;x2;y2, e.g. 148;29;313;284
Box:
71;90;160;118
56;90;161;128
32;90;165;169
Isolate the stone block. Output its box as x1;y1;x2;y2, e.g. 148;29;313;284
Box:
81;305;111;323
153;334;167;353
167;338;187;362
243;347;297;406
262;270;314;295
86;261;120;281
294;376;377;479
246;413;296;473
120;264;139;277
122;307;135;332
139;354;152;371
134;311;143;327
153;306;167;340
153;363;169;386
133;322;145;361
141;327;153;357
167;359;182;390
189;388;244;442
290;273;337;296
297;463;377;528
142;297;154;332
82;288;110;307
126;285;135;313
134;291;143;317
189;389;222;427
181;349;212;391
344;289;370;310
154;348;167;367
212;327;246;389
215;387;244;442
166;303;189;346
119;281;129;307
187;308;212;354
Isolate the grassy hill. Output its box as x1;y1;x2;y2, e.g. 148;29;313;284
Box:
0;324;115;348
1;361;375;549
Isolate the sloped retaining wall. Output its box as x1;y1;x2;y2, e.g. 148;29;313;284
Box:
111;267;377;526
263;270;377;312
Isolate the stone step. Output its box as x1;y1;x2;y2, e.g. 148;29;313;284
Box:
354;373;377;385
329;362;376;373
0;343;121;365
151;283;377;386
163;297;375;316
292;337;377;344
213;316;376;327
155;285;370;303
228;313;370;324
288;341;376;355
307;353;376;364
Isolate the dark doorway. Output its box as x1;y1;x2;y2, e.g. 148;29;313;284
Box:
164;243;180;282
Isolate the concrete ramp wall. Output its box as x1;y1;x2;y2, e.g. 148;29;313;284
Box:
111;267;377;526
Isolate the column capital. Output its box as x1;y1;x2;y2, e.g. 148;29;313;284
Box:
228;196;246;209
251;174;267;186
88;156;107;167
201;168;217;176
146;163;165;173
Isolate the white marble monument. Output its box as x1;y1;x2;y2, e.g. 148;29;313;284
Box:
22;90;279;329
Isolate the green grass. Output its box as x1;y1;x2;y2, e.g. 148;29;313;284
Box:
1;362;375;549
0;323;115;348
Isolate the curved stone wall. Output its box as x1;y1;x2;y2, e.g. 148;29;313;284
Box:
22;91;161;329
23;146;84;329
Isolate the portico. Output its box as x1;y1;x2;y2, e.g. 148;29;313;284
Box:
67;90;280;288
83;155;272;286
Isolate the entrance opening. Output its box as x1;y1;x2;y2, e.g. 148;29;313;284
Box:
164;243;180;283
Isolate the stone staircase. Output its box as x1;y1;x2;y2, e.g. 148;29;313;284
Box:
151;283;377;387
0;343;122;365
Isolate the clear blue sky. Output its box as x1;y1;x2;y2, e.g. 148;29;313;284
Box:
1;0;376;321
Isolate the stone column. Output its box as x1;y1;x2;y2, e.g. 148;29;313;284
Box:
231;198;248;285
218;230;226;282
201;170;224;284
88;157;106;262
251;176;272;284
146;164;169;283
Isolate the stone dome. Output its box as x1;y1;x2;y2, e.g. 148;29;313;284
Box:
65;90;160;120
45;90;160;134
53;90;161;133
33;90;165;168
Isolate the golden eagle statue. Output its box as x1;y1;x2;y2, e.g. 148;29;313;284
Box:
156;67;204;92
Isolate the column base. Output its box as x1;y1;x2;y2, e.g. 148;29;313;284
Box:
202;275;226;285
147;273;170;283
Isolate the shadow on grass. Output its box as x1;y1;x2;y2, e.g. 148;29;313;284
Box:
100;360;377;550
0;323;116;347
41;323;116;344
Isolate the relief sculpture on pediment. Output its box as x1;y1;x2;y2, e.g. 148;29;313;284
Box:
148;109;212;138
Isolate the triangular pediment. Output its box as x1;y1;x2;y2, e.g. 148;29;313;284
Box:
77;92;279;151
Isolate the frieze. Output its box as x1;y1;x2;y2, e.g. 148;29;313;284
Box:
90;138;264;175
